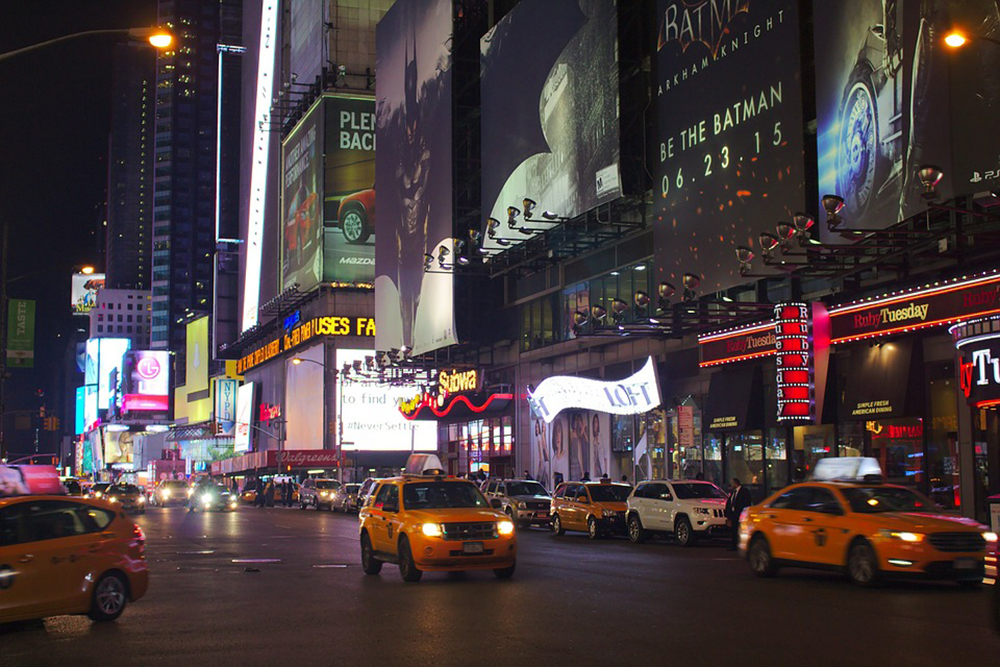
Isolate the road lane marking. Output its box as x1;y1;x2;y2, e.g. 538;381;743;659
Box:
232;558;282;564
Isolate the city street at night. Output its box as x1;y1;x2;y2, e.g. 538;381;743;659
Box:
2;506;996;666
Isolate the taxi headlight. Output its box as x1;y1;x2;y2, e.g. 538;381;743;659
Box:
321;492;329;498
497;520;515;536
109;496;118;503
95;492;103;498
421;523;443;537
138;496;145;503
693;507;711;515
161;490;171;499
187;488;194;497
601;509;616;518
516;501;527;509
879;529;924;543
984;531;998;543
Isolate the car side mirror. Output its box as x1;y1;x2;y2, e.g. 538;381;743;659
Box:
489;498;503;509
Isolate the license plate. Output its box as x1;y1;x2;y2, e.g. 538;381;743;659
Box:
462;542;484;554
954;558;976;570
537;512;548;518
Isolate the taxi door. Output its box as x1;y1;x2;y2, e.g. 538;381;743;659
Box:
367;483;391;553
368;483;401;556
758;487;811;559
572;486;592;529
796;488;853;566
0;501;37;621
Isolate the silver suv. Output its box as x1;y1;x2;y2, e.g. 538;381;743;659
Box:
298;478;342;511
483;479;551;529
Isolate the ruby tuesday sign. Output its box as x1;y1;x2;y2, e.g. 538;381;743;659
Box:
527;357;662;423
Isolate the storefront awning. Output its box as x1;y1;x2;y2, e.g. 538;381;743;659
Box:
703;366;763;432
841;339;920;420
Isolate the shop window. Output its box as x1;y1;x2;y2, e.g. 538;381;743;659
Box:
765;429;788;492
792;425;837;482
926;377;960;509
665;398;703;480
867;418;925;488
703;434;723;486
725;432;764;501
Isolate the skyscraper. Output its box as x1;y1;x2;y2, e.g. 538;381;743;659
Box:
106;42;155;291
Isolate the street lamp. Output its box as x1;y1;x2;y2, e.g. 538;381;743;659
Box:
943;28;1000;49
0;26;173;62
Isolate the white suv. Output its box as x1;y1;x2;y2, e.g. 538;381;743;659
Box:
626;479;729;546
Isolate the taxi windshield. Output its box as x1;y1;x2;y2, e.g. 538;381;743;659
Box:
587;485;631;502
506;482;547;497
673;483;727;500
840;486;939;514
161;481;188;489
403;482;489;510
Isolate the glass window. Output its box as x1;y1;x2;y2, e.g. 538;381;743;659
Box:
0;505;24;546
726;432;764;495
766;429;788;491
703;434;723;485
868;418;924;488
801;487;842;513
23;501;89;542
840;486;938;514
926;376;959;509
315;481;340;490
792;425;836;483
403;482;488;510
506;482;547;497
644;483;672;500
671;482;727;499
768;487;810;510
587;484;632;502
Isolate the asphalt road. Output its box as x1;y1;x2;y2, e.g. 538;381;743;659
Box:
2;505;997;666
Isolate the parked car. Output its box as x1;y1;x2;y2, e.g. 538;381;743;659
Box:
105;483;146;514
0;495;149;623
356;477;385;511
626;479;729;546
483;479;551;528
550;481;632;539
153;479;190;507
742;481;997;586
299;478;342;511
332;483;362;512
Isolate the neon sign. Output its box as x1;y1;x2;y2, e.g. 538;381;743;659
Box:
774;303;812;422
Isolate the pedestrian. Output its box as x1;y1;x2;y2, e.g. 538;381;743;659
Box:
523;469;532;480
725;477;752;551
582;471;591;482
695;472;705;481
284;480;293;507
620;475;628;484
264;480;275;507
600;472;609;481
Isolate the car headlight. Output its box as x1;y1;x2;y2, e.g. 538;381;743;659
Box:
109;496;118;503
516;501;526;509
138;496;146;503
984;531;998;543
878;529;924;543
161;490;171;499
95;492;103;498
693;507;711;515
601;509;616;518
421;523;443;537
321;492;329;498
497;520;515;536
187;488;194;497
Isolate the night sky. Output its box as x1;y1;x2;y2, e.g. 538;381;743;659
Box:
0;1;156;443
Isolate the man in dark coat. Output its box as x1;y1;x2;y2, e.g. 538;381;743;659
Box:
725;478;752;551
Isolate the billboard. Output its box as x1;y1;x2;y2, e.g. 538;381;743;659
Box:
284;344;324;449
289;0;324;87
814;1;1000;234
215;378;238;436
121;350;170;412
480;0;620;257
85;338;131;409
235;382;255;453
282;101;324;292
375;0;456;356
6;299;35;368
71;272;104;315
322;95;376;282
75;387;87;435
185;316;209;394
103;428;134;466
336;348;436;451
653;0;806;293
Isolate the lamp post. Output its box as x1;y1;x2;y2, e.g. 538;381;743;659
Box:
0;27;173;62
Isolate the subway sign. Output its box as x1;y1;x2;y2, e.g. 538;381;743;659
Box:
236;316;375;374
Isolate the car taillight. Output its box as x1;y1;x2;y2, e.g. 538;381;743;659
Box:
132;523;146;554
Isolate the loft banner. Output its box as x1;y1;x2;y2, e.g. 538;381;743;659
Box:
527;357;662;424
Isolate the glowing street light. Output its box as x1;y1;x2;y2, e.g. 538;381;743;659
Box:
944;30;968;48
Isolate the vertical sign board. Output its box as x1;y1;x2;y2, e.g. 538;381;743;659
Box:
235;382;255;453
6;299;35;368
774;303;812;422
215;378;238;436
653;0;805;293
375;0;456;357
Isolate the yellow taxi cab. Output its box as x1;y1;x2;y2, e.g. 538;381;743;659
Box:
740;459;997;587
550;480;632;540
1;476;149;623
358;455;516;582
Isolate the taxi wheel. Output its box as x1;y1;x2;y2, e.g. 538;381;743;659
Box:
587;516;601;540
398;536;423;583
494;560;516;579
552;514;565;536
628;514;648;544
88;572;129;621
299;501;307;510
847;539;880;587
674;517;697;547
748;535;777;578
360;532;382;575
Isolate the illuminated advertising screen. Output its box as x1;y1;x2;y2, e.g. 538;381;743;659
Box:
215;378;238;436
336;348;436;451
322;95;376;283
652;0;806;293
480;0;620;257
185;316;209;395
71;272;105;315
814;1;1000;234
235;382;255;453
83;385;99;433
86;338;131;409
284;344;324;449
282;101;324;292
75;387;86;435
375;0;456;357
122;350;170;412
103;429;134;466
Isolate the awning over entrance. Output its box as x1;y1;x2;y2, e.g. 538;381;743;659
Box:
703;366;763;432
841;339;919;420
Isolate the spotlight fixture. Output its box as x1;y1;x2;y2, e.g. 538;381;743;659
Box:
522;198;537;218
611;298;629;315
423;253;434;271
437;245;451;269
792;212;815;242
573;310;589;326
917;164;944;200
590;304;607;321
682;273;700;302
736;245;755;276
821;194;845;229
776;221;795;247
542;211;559;220
454;238;466;254
634;291;651;308
759;232;780;257
469;229;483;245
506;206;520;228
486;217;511;246
658;282;676;299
